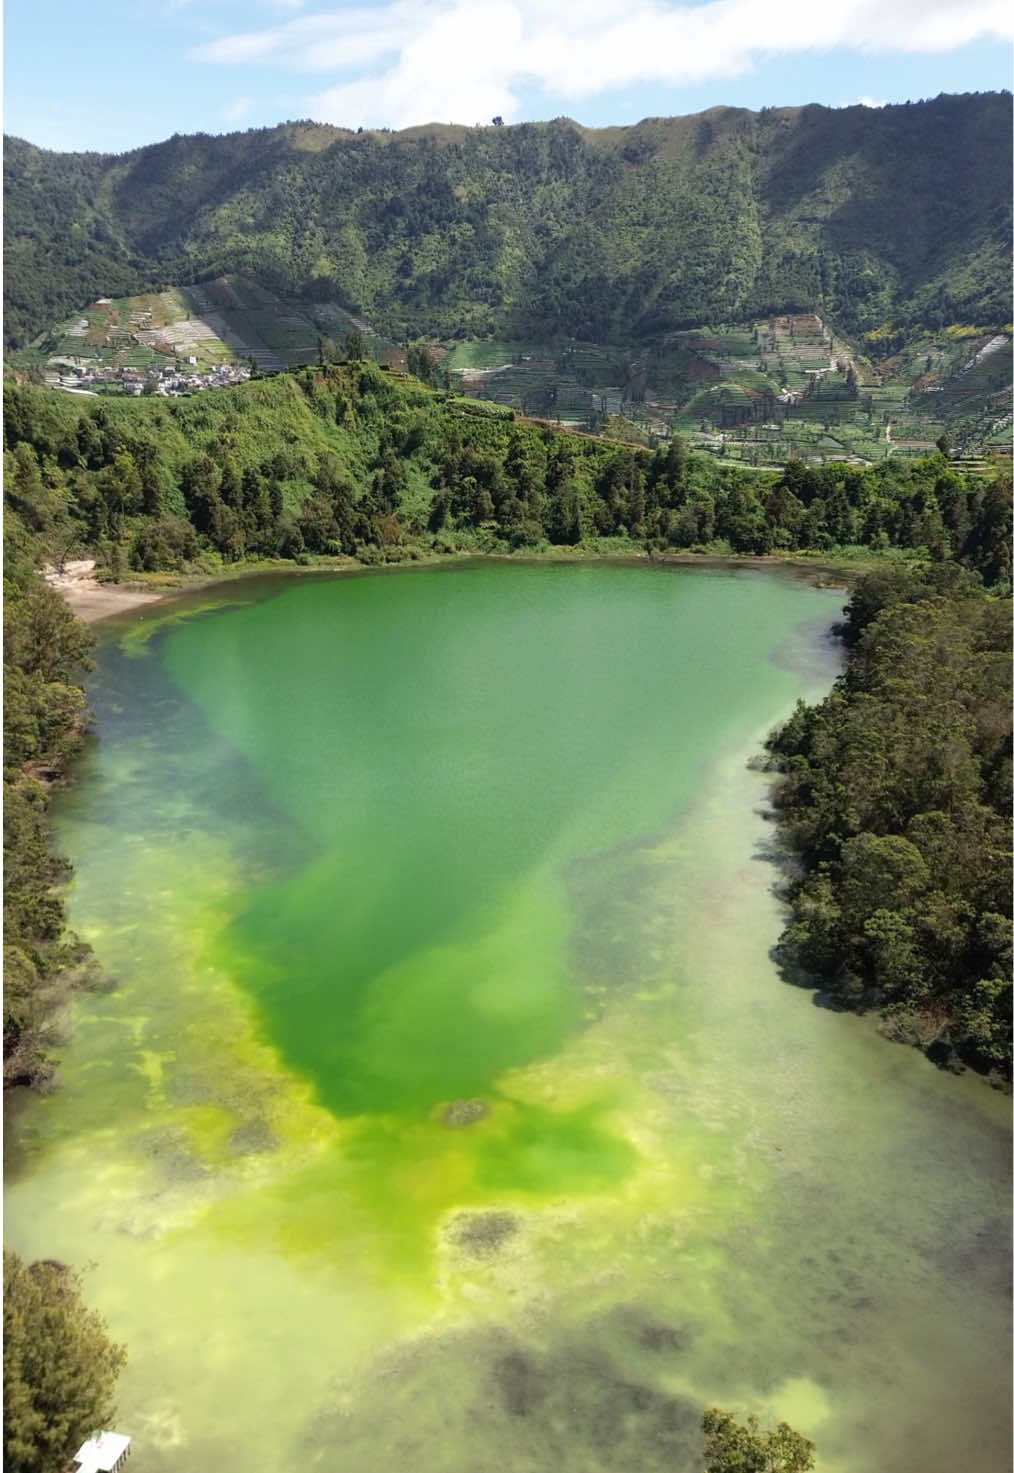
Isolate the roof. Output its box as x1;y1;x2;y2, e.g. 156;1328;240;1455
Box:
73;1432;131;1472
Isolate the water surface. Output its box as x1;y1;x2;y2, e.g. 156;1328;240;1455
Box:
5;564;1010;1473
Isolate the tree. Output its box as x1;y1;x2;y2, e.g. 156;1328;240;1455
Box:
664;433;688;496
765;565;1011;1075
3;582;94;685
406;344;438;386
492;116;504;127
343;328;366;361
3;1250;126;1473
700;1408;815;1473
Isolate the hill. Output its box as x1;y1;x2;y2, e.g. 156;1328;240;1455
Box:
5;360;1010;579
4;94;1011;354
15;276;1010;461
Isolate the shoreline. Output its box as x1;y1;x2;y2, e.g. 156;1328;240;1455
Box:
43;561;168;623
60;582;169;623
46;545;876;625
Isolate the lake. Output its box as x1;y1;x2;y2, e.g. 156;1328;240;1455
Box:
5;563;1010;1473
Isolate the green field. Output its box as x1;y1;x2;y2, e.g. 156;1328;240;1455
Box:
14;289;1010;460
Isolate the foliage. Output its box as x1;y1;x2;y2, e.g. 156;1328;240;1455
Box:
4;370;1010;579
4;94;1010;351
3;1248;126;1473
700;1408;815;1472
3;540;94;1088
766;564;1012;1076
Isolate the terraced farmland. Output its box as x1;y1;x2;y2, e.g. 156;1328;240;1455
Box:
16;276;402;388
13;284;1010;462
437;314;1009;458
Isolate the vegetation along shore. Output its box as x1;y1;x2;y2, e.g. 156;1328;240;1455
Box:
4;354;1010;1094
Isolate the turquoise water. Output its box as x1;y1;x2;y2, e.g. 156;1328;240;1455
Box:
4;563;1010;1473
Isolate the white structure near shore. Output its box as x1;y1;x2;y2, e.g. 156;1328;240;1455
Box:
73;1431;132;1472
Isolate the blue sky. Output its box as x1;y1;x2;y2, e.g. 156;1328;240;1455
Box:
4;0;1011;154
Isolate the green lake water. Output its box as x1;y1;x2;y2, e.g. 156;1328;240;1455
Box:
4;562;1010;1472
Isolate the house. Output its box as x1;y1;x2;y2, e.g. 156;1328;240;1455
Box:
72;1432;131;1473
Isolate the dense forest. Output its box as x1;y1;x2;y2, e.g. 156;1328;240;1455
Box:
3;534;94;1087
3;360;1011;1087
4;92;1011;352
4;366;1012;577
767;564;1012;1078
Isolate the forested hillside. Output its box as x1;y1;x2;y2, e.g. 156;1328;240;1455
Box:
766;565;1012;1078
5;92;1011;352
3;546;94;1088
4;366;1012;576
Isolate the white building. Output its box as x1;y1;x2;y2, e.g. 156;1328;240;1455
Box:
72;1432;132;1472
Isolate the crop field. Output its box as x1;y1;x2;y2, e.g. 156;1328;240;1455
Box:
454;361;597;424
443;340;557;373
560;345;627;389
306;302;394;355
15;285;1009;460
700;327;757;358
19;277;409;385
29;285;244;378
241;311;320;364
194;277;279;313
440;312;990;456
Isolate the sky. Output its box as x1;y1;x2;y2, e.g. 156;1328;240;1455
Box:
3;0;1011;154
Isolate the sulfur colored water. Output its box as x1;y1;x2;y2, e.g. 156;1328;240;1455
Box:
4;563;1010;1473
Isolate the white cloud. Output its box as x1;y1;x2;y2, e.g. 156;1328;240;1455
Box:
191;0;1014;129
223;96;255;123
856;95;889;107
193;4;419;69
171;0;305;10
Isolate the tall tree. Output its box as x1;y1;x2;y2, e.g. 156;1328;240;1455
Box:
3;1250;127;1473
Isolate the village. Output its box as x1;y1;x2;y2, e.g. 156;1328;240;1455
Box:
38;291;266;397
45;356;253;397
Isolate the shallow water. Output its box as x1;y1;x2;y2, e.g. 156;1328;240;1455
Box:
5;563;1010;1473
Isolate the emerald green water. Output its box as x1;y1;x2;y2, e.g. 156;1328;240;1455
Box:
5;564;1010;1473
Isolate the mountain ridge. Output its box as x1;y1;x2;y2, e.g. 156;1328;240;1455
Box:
5;92;1011;352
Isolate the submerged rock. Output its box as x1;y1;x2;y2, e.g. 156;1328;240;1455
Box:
229;1118;278;1156
135;1125;207;1181
443;1098;490;1127
448;1210;520;1257
299;1314;702;1470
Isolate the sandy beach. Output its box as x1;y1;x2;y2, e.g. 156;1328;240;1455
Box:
43;560;169;623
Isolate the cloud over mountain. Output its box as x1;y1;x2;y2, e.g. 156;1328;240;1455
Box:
192;0;1013;129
